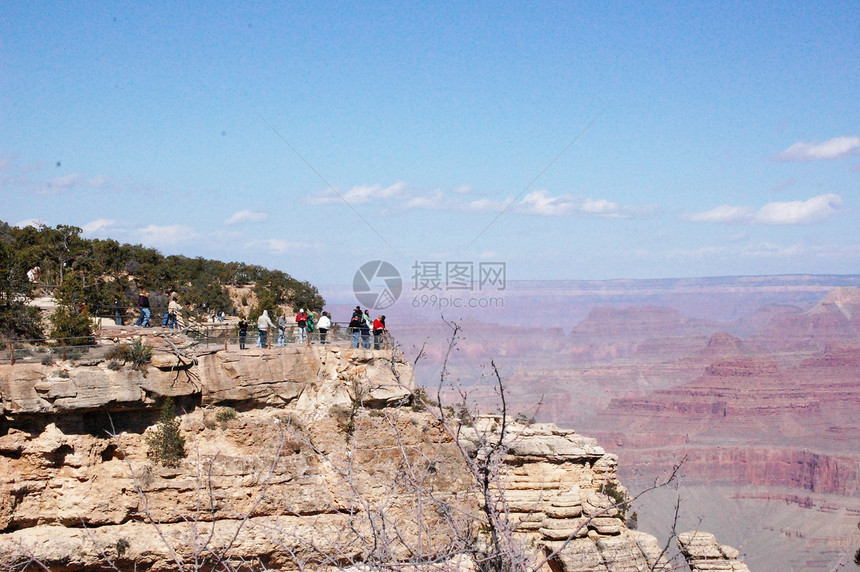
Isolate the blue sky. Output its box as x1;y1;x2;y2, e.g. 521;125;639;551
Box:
2;1;859;286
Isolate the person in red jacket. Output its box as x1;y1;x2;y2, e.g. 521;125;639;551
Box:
295;309;308;343
372;315;386;350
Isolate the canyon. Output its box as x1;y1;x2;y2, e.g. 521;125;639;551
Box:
328;275;860;571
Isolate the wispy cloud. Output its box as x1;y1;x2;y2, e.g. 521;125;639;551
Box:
225;210;268;225
307;182;406;205
307;180;651;219
683;205;755;223
245;238;314;254
683;194;843;225
136;224;199;245
81;218;115;234
397;186;649;218
773;136;860;162
516;190;581;216
32;173;109;195
34;174;83;195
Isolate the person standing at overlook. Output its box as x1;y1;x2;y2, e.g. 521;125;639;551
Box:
295;309;308;343
277;313;287;347
257;310;276;349
135;291;150;327
237;316;249;349
360;309;372;349
373;315;386;350
168;296;182;329
317;311;331;344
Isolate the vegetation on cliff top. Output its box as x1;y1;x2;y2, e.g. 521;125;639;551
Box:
0;220;325;341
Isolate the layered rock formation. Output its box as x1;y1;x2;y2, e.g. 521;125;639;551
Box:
0;340;741;570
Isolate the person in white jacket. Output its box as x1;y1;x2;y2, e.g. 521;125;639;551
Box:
257;310;276;349
317;312;332;344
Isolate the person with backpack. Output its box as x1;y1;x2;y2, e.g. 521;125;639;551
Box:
306;311;315;344
348;311;362;348
237;317;249;349
295;309;307;343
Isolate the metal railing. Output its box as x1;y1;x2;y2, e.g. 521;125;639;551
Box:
1;323;395;366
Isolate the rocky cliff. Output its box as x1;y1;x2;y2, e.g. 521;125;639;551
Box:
0;337;742;570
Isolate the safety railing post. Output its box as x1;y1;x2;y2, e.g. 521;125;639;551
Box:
9;343;14;366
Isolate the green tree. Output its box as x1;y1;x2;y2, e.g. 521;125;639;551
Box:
146;398;186;467
50;273;95;346
0;239;43;340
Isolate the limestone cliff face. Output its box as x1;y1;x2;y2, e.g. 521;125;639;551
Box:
0;344;741;570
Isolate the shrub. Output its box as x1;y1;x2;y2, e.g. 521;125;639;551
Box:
129;339;151;370
409;386;439;411
105;344;132;361
41;354;54;366
601;480;630;520
146;398;186;467
215;407;237;423
105;339;151;372
329;404;356;436
515;412;534;425
106;359;123;371
115;537;130;558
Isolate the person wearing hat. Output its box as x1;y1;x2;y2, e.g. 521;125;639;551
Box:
295;309;308;343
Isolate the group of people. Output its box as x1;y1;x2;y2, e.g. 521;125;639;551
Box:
235;306;388;350
348;306;387;349
127;291;184;329
238;308;335;349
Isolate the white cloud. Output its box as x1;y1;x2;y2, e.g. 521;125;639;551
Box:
87;175;108;187
774;136;860;162
683;205;755;223
34;173;83;195
517;190;579;216
308;182;406;205
309;181;647;219
582;198;622;216
753;193;843;225
403;190;449;211
452;184;475;194
515;191;636;218
683;194;843;225
81;219;115;234
137;224;199;245
467;197;512;213
245;238;313;254
225;210;268;225
30;172;109;195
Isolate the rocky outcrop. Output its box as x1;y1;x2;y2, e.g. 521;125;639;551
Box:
0;343;745;570
678;531;750;572
0;343;413;418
